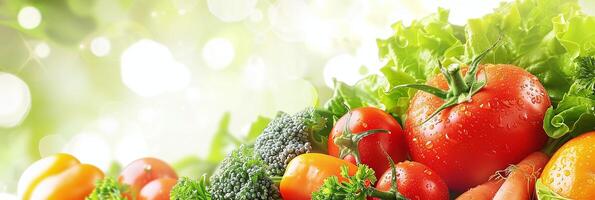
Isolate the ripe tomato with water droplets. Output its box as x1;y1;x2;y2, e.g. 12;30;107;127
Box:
374;161;449;200
405;64;550;192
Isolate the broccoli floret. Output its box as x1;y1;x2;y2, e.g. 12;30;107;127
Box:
86;177;127;200
208;146;281;200
254;108;332;176
170;176;211;200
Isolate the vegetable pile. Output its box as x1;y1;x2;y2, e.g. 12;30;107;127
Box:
15;0;595;199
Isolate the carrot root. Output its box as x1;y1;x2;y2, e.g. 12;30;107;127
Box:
456;180;504;200
492;152;549;200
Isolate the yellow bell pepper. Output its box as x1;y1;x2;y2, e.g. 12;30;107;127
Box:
17;153;104;200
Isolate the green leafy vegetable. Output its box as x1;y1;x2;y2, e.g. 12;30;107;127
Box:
462;0;592;102
170;176;211;200
207;113;271;162
312;165;407;200
312;165;378;200
543;56;595;139
324;75;393;118
245;116;272;143
535;179;571;200
86;177;127;200
172;156;219;179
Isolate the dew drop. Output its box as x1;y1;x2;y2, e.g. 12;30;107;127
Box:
424;169;432;175
424;141;433;149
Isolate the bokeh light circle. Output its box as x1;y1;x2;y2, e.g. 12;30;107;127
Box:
202;38;235;70
121;39;191;97
207;0;258;22
34;42;50;58
62;133;111;171
0;193;16;200
0;73;31;128
323;54;365;88
17;6;42;30
243;56;267;90
90;37;111;57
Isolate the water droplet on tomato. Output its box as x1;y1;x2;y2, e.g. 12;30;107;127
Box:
425;141;433;149
424;169;432;175
520;113;528;120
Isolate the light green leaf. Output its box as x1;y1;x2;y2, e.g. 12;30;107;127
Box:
536;179;571;200
543;56;595;138
244;116;271;144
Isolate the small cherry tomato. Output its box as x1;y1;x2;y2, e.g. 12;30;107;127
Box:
118;157;178;199
375;161;449;200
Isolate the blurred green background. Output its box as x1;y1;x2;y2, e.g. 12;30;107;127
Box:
0;0;593;195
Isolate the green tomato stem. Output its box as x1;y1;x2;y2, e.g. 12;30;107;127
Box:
445;65;469;96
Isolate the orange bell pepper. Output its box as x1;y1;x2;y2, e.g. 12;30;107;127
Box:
280;153;358;200
17;153;104;200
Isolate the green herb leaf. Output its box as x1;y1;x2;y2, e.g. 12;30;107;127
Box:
170;175;211;200
312;165;377;200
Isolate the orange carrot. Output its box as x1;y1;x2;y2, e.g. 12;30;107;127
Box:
456;180;504;200
492;152;549;200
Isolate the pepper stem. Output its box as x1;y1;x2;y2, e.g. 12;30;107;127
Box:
333;113;390;164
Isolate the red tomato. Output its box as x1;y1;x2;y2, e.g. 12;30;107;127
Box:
406;64;550;192
375;161;449;200
118;158;178;199
328;107;408;178
138;177;177;200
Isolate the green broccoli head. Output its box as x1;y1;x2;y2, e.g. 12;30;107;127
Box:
86;177;127;200
208;146;281;200
170;176;211;200
254;108;332;176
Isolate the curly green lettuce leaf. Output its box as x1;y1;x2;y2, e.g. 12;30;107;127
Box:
463;0;594;102
325;9;464;119
376;8;465;117
544;56;595;138
324;75;389;118
536;179;571;200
